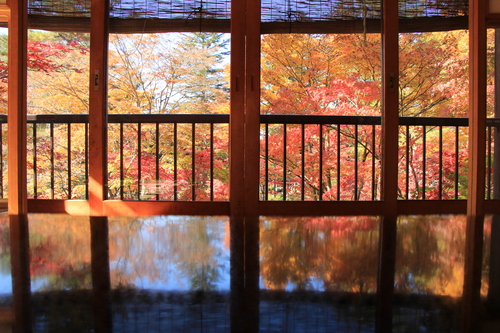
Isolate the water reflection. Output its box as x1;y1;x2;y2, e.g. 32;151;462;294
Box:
260;216;379;293
13;215;231;292
108;216;230;291
28;215;91;291
0;214;10;295
395;215;490;297
0;214;495;332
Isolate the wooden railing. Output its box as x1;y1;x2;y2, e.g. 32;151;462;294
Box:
0;114;498;202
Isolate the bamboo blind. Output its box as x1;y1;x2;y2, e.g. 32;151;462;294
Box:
24;0;469;33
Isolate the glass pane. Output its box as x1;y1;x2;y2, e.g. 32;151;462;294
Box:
27;30;89;115
107;33;230;201
260;33;382;202
25;29;90;200
397;31;469;200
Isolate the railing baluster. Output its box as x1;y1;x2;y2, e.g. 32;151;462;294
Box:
50;123;54;200
371;125;376;200
192;123;196;201
336;124;340;201
283;123;287;201
455;126;460;199
174;123;178;201
354;124;359;200
138;122;142;200
33;124;38;199
301;123;305;201
156;123;160;201
439;125;443;200
119;123;124;200
422;125;426;200
319;124;323;200
487;125;493;200
405;125;410;199
68;124;72;199
210;123;214;201
265;123;269;201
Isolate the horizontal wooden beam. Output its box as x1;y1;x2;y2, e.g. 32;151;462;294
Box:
258;201;385;216
25;199;500;217
104;200;230;216
28;199;90;215
397;200;467;215
8;15;475;34
485;199;500;214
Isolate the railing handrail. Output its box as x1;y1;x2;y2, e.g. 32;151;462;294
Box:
0;114;498;127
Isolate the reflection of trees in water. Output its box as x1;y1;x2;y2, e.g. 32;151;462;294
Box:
0;215;229;292
27;215;92;291
395;215;492;297
0;214;492;298
0;214;9;277
260;215;491;297
260;216;379;292
109;216;229;291
396;215;466;296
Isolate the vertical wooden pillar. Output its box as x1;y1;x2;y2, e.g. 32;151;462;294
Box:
244;0;261;215
230;1;261;332
229;1;246;330
230;1;248;332
376;0;399;331
7;1;32;331
230;0;246;219
7;0;27;215
89;0;109;216
243;2;261;331
90;217;112;333
462;0;487;331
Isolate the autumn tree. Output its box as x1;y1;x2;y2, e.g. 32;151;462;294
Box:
261;33;382;200
260;31;471;201
107;32;230;200
175;33;230;114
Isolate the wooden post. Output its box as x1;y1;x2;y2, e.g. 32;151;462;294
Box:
89;0;109;216
7;1;32;331
230;1;261;332
376;0;399;331
230;0;246;219
244;2;261;331
462;0;487;331
7;0;27;215
244;0;261;215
